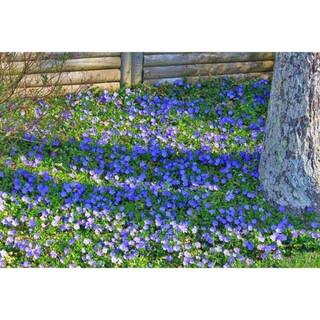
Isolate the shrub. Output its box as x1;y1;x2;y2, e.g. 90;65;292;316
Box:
0;52;68;142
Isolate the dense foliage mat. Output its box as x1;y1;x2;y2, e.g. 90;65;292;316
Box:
0;78;319;267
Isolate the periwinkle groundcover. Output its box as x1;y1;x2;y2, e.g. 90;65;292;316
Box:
0;78;319;267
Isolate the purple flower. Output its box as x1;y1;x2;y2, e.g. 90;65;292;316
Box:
28;219;36;228
227;90;235;99
174;79;184;86
311;222;319;229
225;190;235;202
244;241;254;251
37;184;49;196
50;250;58;258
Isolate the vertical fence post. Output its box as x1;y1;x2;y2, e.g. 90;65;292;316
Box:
131;52;143;85
121;52;144;86
120;52;132;86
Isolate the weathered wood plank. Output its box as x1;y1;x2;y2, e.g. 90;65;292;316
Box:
143;52;181;55
65;52;120;59
144;52;275;67
16;82;120;97
58;82;120;93
20;69;120;87
120;53;132;85
87;82;120;91
38;56;121;72
131;52;143;84
2;57;121;74
5;52;120;62
144;60;274;79
144;72;272;84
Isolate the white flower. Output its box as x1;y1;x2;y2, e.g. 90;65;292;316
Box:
0;250;7;258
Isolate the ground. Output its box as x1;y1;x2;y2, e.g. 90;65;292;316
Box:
0;78;319;267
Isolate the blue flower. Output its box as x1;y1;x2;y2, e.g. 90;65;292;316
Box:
244;241;254;251
225;190;235;202
227;90;236;99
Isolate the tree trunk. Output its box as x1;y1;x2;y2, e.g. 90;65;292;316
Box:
259;52;320;213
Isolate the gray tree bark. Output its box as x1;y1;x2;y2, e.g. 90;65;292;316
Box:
259;52;320;213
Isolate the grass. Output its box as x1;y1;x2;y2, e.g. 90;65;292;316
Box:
258;252;320;268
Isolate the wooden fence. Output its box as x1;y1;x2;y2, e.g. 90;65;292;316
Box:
2;52;121;95
142;52;274;84
3;52;275;94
